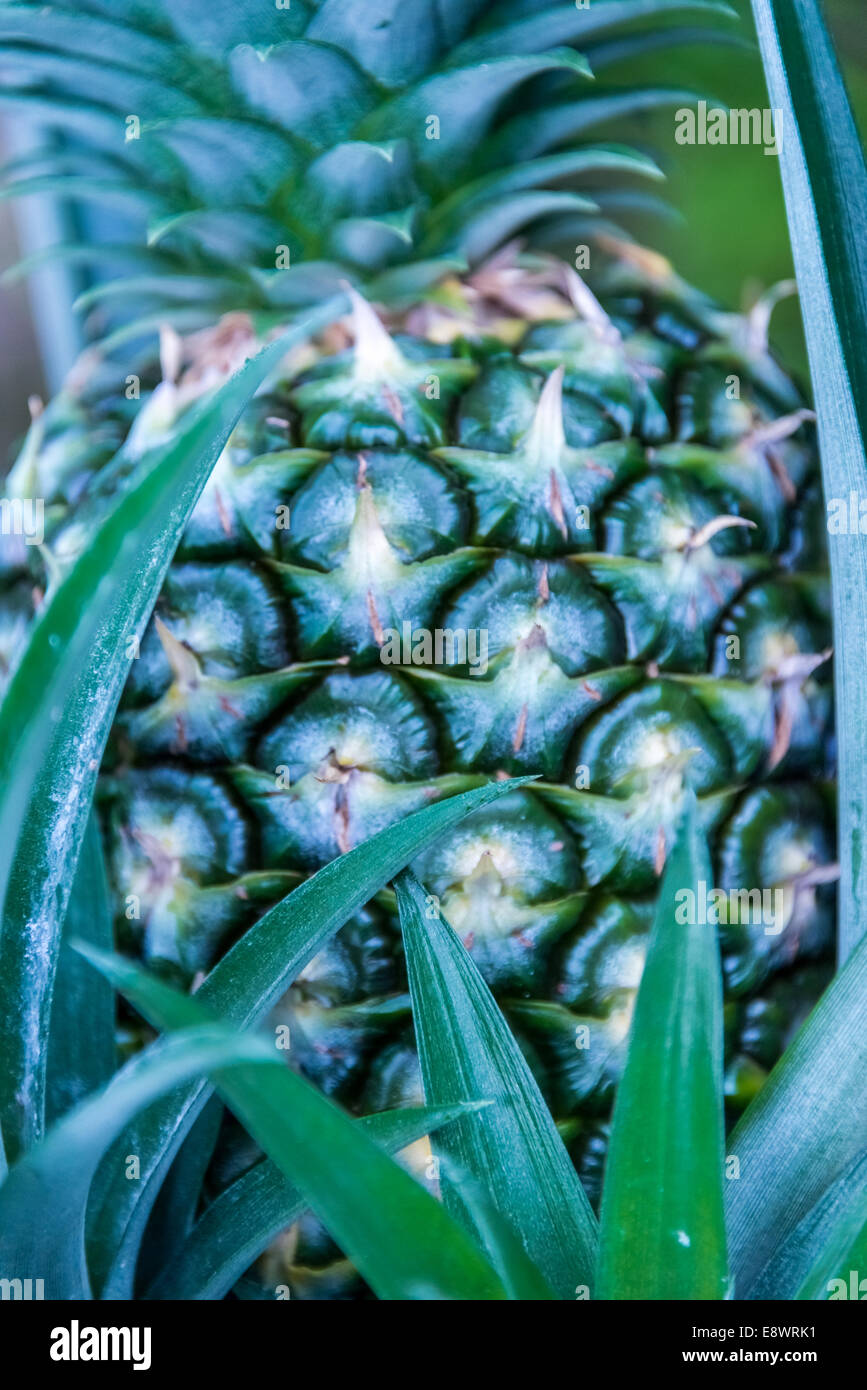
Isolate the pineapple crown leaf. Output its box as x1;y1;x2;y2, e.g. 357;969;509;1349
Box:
0;0;736;324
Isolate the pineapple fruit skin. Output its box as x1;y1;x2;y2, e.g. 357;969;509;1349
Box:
0;0;837;1298
97;263;834;1026
6;264;835;1264
113;265;833;1297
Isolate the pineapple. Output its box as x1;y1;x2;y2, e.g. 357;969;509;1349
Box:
0;0;836;1297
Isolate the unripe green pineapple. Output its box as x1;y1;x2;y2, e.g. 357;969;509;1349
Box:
0;0;836;1297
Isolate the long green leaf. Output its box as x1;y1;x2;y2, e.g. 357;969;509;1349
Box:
597;795;728;1300
146;1104;478;1300
0;4;179;76
87;776;534;1297
435;1157;558;1301
0;295;348;1164
394;868;597;1300
79;946;506;1302
796;1192;867;1301
0;1025;275;1299
748;1152;867;1300
45;813;115;1125
135;1096;223;1294
454;1;737;64
727;931;867;1294
750;0;867;963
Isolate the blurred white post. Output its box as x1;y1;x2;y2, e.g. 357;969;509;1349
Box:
2;117;84;392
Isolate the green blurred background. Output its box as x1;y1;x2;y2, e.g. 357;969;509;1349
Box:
625;0;867;380
0;0;864;457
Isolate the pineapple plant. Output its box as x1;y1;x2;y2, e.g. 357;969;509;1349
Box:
0;0;855;1303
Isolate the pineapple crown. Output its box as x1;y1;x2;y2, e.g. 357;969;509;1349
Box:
0;0;737;337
